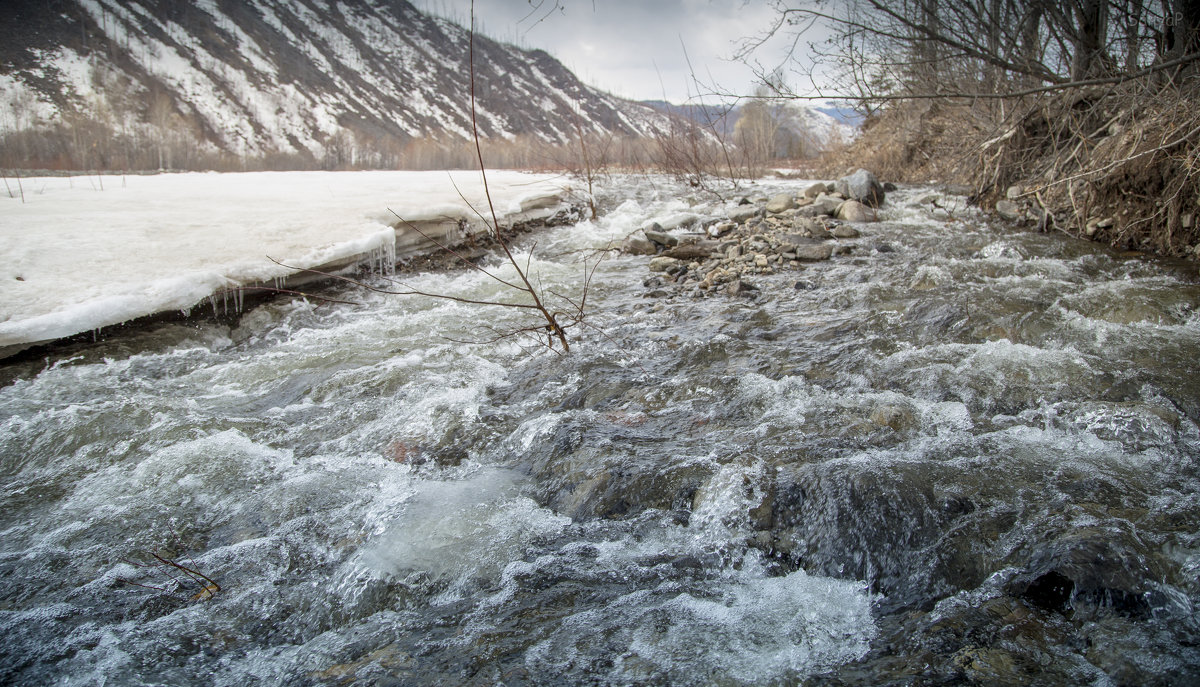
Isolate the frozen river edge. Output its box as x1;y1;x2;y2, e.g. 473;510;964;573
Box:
0;170;575;359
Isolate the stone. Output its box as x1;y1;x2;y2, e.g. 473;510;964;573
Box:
754;253;769;268
792;243;834;261
836;200;877;222
803;182;827;198
995;199;1023;221
707;221;736;238
727;279;758;297
832;225;860;238
870;404;915;431
765;193;796;213
798;195;843;217
1005;185;1023;199
643;228;679;247
662;243;718;261
727;205;761;223
648;256;679;272
622;236;657;255
834;169;886;207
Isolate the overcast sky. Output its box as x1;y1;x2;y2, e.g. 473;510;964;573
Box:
417;0;822;103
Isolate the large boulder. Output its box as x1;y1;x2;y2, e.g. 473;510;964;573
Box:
835;169;886;207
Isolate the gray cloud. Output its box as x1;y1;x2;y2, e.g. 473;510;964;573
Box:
418;0;805;103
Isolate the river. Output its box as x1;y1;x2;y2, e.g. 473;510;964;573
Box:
2;175;1198;685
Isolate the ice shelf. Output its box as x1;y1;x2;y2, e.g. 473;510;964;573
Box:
0;170;574;357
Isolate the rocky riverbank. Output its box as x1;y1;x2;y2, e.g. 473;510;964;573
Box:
623;169;894;297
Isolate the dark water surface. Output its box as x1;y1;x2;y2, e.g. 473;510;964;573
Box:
2;178;1199;685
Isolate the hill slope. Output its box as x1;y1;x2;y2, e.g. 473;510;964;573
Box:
0;0;671;169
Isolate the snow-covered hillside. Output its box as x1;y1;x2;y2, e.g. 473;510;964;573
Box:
0;0;672;167
643;99;858;154
0;170;573;355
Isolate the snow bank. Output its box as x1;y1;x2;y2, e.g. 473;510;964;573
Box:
0;170;571;353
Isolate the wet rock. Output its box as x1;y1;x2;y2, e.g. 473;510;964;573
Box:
765;193;796;213
835;168;886;207
727;205;761;223
791;242;834;261
727;279;758;297
648;256;679;272
995;199;1023;221
643;227;679;247
869;404;916;432
1011;528;1167;618
952;646;1026;686
832;225;860;238
661;243;717;261
622;235;657;255
837;200;877;222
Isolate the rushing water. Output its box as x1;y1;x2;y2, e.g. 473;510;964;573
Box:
2;176;1199;685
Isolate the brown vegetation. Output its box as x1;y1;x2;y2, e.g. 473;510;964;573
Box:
756;0;1200;259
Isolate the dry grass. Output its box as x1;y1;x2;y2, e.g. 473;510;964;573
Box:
815;82;1200;259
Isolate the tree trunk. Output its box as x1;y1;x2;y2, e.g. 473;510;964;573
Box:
1070;0;1110;80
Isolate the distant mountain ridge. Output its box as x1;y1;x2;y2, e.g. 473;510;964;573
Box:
641;98;860;152
0;0;672;169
